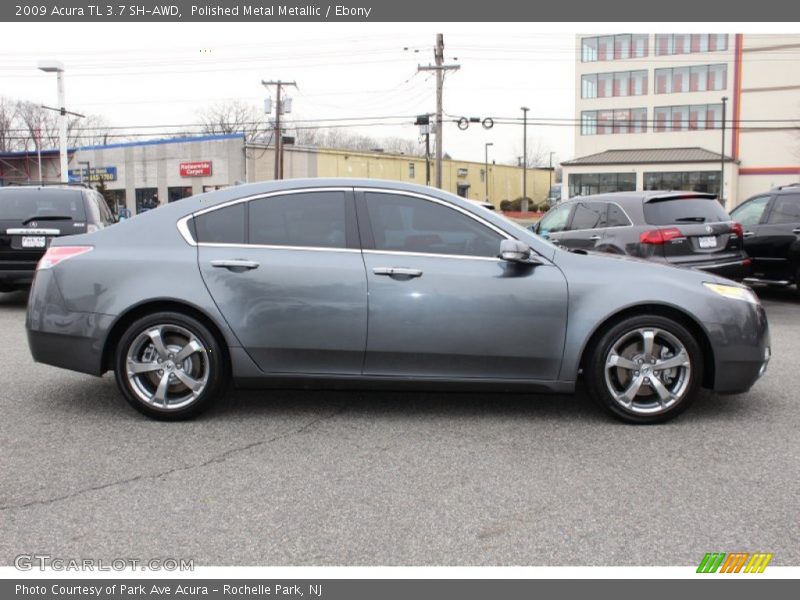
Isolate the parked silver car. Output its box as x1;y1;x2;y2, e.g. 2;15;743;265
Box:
26;179;770;423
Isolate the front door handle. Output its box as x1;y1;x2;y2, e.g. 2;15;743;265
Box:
210;259;260;271
743;231;755;238
792;228;800;234
373;267;423;278
589;235;602;241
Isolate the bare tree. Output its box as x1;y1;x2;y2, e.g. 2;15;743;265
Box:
0;97;17;152
11;100;110;151
197;100;270;143
512;137;553;168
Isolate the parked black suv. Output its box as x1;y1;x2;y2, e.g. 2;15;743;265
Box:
531;191;750;280
730;183;800;289
0;184;116;292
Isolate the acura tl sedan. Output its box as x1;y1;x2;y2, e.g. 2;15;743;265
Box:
26;179;770;424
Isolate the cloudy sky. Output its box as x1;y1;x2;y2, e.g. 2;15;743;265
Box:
0;22;582;165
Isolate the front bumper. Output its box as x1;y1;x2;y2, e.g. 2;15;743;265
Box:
26;270;113;376
706;301;770;394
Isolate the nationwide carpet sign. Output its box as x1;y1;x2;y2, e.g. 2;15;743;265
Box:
179;161;212;177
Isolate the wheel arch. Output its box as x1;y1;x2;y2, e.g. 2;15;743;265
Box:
101;299;232;376
577;303;715;389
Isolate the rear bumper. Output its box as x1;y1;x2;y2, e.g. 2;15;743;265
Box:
0;265;36;287
706;302;770;394
26;270;112;376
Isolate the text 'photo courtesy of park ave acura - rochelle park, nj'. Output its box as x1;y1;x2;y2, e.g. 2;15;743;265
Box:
0;4;799;595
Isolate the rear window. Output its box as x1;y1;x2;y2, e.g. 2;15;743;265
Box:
0;189;86;222
643;197;730;225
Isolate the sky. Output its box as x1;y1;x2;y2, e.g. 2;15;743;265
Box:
0;22;579;166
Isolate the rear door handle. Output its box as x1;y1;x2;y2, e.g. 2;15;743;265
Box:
210;259;260;271
589;235;602;241
792;228;800;234
743;231;755;238
373;267;423;278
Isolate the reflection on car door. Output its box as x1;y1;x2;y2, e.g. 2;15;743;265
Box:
196;188;369;374
357;190;568;380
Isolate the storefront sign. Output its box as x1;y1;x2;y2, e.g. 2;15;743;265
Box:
180;161;212;177
68;166;117;183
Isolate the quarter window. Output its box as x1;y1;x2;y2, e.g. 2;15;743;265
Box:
607;204;632;227
364;193;503;258
249;191;347;248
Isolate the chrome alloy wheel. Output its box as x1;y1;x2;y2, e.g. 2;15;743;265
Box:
125;324;209;410
603;327;691;415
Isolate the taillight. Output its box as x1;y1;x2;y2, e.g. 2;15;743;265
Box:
639;228;683;245
37;246;93;270
730;222;744;238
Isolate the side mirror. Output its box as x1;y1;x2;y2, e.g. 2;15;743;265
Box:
500;239;532;263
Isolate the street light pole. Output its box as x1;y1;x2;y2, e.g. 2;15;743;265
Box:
484;142;493;201
549;151;556;195
38;60;68;183
521;107;530;212
720;96;728;206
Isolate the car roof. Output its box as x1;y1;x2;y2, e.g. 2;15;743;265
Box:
0;185;86;195
564;190;718;206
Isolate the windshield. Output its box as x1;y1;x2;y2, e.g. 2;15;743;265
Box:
643;198;730;225
0;190;86;221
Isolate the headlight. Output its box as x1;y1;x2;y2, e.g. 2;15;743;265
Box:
703;282;760;305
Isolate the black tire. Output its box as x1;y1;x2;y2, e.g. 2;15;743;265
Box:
585;314;703;424
114;311;227;420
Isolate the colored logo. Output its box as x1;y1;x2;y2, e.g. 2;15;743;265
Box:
697;552;773;573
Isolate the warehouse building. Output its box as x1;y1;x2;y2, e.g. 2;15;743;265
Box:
562;33;800;209
13;133;552;215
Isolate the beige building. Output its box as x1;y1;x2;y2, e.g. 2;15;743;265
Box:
246;144;551;209
562;33;800;210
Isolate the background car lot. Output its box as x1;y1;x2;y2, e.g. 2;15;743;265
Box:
1;288;798;566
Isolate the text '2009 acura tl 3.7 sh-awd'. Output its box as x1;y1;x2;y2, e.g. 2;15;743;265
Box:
25;179;770;423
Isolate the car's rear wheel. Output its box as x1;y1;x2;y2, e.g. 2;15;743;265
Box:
114;311;226;420
585;315;702;424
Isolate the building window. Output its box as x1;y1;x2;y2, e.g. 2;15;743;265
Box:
655;34;728;56
135;188;159;213
653;104;723;132
168;186;193;203
655;64;727;94
409;162;415;179
568;173;636;197
644;171;721;196
581;108;647;135
581;34;648;62
582;70;648;99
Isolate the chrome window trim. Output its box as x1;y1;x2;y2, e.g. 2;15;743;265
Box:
198;242;360;254
356;187;513;241
362;249;503;263
176;187;353;248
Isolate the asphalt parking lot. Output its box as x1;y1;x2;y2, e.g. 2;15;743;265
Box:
1;287;798;567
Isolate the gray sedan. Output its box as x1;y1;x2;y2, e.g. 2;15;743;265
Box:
25;179;770;423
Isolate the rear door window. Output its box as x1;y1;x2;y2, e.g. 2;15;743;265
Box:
193;203;246;244
767;194;800;224
643;197;730;225
249;191;347;248
569;202;607;230
0;190;86;222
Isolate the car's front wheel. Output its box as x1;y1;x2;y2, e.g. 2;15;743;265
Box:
114;311;226;420
585;315;703;424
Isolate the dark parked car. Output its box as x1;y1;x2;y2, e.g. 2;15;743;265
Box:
0;184;116;292
531;191;750;280
26;179;770;424
730;184;800;289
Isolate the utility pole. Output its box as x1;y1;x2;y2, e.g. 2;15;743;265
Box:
415;114;432;186
484;142;493;201
262;80;297;180
521;106;530;212
549;151;556;194
720;96;728;206
418;34;459;189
